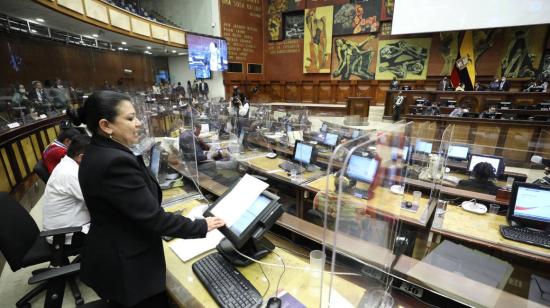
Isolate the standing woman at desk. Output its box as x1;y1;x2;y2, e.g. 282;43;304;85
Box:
71;91;224;307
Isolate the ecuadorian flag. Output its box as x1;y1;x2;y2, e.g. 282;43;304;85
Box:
451;31;476;90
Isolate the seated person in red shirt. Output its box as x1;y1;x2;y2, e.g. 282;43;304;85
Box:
42;128;81;174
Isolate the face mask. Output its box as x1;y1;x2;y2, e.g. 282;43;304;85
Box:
19;89;25;93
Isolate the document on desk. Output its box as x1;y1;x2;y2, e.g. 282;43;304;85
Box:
170;229;224;262
210;173;269;227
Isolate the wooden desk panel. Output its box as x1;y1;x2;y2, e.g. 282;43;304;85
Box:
242;156;326;186
431;205;550;263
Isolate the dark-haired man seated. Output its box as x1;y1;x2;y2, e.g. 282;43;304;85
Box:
456;162;500;195
42;128;81;174
179;123;237;171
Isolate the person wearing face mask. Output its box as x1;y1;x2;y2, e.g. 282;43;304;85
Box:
71;91;225;307
11;84;29;109
499;76;511;91
49;77;70;110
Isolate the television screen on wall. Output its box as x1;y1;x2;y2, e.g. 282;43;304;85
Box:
195;67;211;79
187;33;228;72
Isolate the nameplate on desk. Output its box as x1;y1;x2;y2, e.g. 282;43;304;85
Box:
39;114;47;119
501;107;509;110
542;108;549;111
416;104;423;106
7;122;20;129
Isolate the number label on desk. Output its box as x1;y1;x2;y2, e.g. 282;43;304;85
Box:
399;281;423;298
361;266;384;282
7;122;20;129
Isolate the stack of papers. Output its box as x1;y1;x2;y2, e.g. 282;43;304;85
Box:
170;229;224;262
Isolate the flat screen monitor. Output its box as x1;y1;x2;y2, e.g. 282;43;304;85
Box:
195;67;211;79
447;144;469;160
293;141;314;165
320;123;328;133
346;155;379;183
205;188;282;256
351;130;360;139
508;182;550;228
187;34;228;72
415;139;433;154
200;123;210;133
402;145;410;162
149;143;161;179
323;132;338;147
468;154;504;176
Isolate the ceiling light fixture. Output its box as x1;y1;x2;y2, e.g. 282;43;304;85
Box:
35;18;44;22
30;29;37;33
123;48;128;51
172;50;176;53
92;34;98;38
118;47;123;50
121;41;127;45
146;46;151;50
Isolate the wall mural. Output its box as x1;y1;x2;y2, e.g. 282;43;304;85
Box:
375;38;432;80
333;1;380;36
303;5;333;73
539;50;550;79
500;25;548;78
380;0;394;21
331;35;377;80
380;21;392;36
284;12;305;39
268;13;283;41
432;32;459;76
268;0;288;14
306;0;348;9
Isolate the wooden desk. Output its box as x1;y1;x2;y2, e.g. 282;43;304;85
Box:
162;199;367;307
241;156;325;186
304;175;434;227
430;205;550;263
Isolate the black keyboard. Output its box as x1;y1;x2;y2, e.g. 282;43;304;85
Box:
278;161;305;174
192;252;263;308
500;225;550;249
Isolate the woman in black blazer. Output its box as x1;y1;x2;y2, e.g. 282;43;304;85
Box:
72;91;224;307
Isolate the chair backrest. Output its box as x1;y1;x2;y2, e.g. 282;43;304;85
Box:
0;192;40;271
33;160;50;183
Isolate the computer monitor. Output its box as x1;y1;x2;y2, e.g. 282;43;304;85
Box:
320;122;328;133
468;154;504;176
200;123;210;133
346;155;379;184
293;140;314;165
507;182;550;230
415;139;433;154
402;145;411;162
499;102;512;109
149;142;161;179
323;132;339;147
351;130;360;139
205;189;283;266
447;144;469;160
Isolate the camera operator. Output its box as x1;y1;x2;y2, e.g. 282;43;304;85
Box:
228;87;250;134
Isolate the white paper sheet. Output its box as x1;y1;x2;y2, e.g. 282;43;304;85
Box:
169;229;224;262
210;174;269;227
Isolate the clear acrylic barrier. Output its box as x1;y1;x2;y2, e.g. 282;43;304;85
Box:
315;121;414;307
399;123;550;307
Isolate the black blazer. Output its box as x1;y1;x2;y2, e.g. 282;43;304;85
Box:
79;134;207;306
456;179;500;195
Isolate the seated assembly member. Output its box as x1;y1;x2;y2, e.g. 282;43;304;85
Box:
42;134;91;246
42;128;80;174
73;91;224;307
179;123;237;170
456;162;500;195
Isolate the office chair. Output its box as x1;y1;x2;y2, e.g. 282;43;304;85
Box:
33;160;50;184
0;192;83;308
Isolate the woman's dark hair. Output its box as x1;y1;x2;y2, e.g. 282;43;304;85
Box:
472;162;496;181
67;134;91;158
69;91;131;134
57;128;80;143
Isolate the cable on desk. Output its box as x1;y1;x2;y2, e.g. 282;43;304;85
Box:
258;262;270;298
270;248;286;298
230;245;361;276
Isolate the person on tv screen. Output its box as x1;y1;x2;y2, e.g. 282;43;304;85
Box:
209;41;220;71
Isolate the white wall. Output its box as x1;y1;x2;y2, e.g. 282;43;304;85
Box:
168;55;225;99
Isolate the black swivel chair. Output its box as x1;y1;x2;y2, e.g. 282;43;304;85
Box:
0;192;83;308
33;160;50;184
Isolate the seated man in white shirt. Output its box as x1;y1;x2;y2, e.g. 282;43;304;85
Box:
42;134;91;247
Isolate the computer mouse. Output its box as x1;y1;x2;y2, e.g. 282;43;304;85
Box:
266;297;281;308
265;152;277;159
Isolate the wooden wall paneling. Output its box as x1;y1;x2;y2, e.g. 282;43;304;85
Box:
412;121;437;140
285;82;299;102
30;134;42;160
501;127;535;163
335;81;352;103
449;124;471;144
301;82;314;103
318;81;333;103
83;0;110;24
270;83;283;101
20;137;37;171
356;81;373;99
11;143;27;178
535;128;550;156
0;156;12;192
1;148;15;188
472;125;501;156
46;127;57;143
